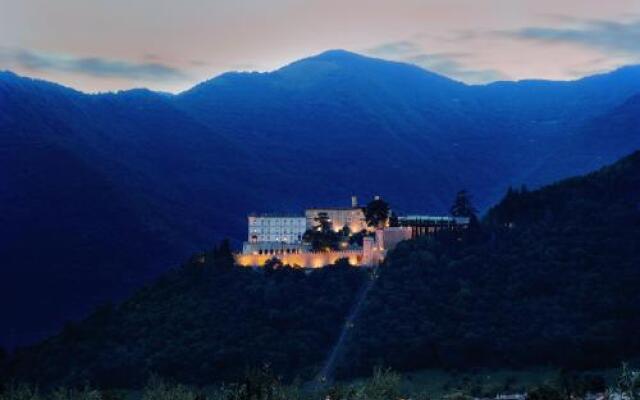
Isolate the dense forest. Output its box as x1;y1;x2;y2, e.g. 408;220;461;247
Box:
339;150;640;377
3;248;367;387
2;151;639;389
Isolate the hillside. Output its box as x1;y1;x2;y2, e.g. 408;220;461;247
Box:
2;50;640;348
4;252;367;386
339;151;640;377
3;151;640;387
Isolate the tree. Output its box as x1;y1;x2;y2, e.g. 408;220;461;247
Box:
365;198;390;228
0;345;6;375
332;257;352;269
615;363;640;400
527;385;564;400
213;238;235;268
449;190;477;218
303;228;339;251
304;212;341;251
264;257;284;273
313;212;333;233
388;211;399;227
338;224;351;238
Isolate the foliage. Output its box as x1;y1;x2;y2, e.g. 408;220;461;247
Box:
348;231;372;247
613;363;640;400
141;376;201;400
6;152;640;389
5;251;366;387
554;370;606;399
356;367;402;400
50;387;102;400
0;384;42;400
364;199;390;228
303;229;340;251
449;190;476;218
303;212;341;251
217;364;302;400
527;385;564;400
314;213;333;233
340;152;640;376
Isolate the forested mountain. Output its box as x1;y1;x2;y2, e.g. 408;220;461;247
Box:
1;50;640;348
3;151;639;387
339;150;640;377
4;253;367;386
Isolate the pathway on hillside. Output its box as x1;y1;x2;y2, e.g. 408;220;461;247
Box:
313;267;378;387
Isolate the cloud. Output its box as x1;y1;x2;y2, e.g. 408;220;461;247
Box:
501;19;640;57
0;48;188;81
408;53;508;83
364;41;507;83
365;41;421;57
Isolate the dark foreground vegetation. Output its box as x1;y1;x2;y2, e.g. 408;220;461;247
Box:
0;364;638;400
1;151;639;390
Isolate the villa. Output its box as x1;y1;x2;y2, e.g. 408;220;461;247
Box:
234;196;469;268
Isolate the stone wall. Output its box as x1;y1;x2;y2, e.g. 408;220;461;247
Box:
235;249;369;268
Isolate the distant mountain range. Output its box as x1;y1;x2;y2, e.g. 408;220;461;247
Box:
1;49;639;349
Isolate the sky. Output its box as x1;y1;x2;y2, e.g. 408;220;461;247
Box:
1;0;640;93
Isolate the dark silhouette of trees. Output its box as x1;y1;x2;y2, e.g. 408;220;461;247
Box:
213;238;235;268
303;212;340;251
340;153;640;377
314;212;332;232
5;252;367;387
449;190;477;218
338;224;351;238
303;229;339;251
263;257;284;272
388;211;399;227
365;198;390;228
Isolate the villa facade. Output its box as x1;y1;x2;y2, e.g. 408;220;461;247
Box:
235;196;468;269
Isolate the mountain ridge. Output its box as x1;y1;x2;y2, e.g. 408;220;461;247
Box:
5;50;640;95
1;49;640;350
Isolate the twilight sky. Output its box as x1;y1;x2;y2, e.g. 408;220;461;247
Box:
1;0;640;93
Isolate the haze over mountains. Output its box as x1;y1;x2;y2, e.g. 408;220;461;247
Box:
1;49;639;349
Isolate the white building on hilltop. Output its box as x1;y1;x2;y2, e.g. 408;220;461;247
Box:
247;214;307;244
236;196;414;268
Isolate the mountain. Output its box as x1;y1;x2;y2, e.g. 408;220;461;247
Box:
340;150;640;377
5;254;367;386
4;151;639;387
1;50;640;349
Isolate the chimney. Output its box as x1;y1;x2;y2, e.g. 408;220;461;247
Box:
351;195;358;208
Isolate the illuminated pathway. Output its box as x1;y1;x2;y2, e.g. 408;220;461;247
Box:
314;267;378;386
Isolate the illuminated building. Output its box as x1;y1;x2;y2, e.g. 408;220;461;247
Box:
242;214;307;255
305;196;368;233
235;197;462;268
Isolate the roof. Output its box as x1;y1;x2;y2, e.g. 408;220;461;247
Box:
399;215;470;223
306;207;362;211
248;213;305;219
